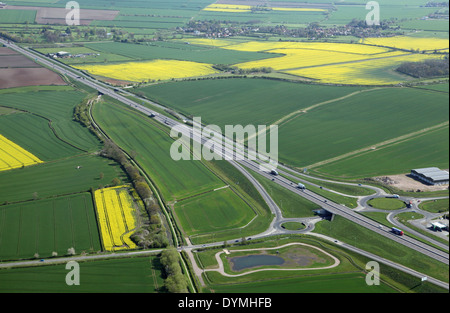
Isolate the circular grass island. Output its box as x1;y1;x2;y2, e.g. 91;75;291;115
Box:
367;197;406;210
281;222;306;231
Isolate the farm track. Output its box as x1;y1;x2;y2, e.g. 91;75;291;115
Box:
306;121;450;170
246;87;383;142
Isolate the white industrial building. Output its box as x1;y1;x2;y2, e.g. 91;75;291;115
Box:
411;167;449;186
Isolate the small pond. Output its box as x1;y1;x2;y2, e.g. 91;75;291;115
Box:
230;254;285;271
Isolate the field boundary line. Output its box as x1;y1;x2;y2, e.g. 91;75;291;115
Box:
0;105;89;153
82;194;95;251
306;121;450;170
0;136;38;167
279;52;417;72
66;196;75;249
16;205;23;258
246;87;383;142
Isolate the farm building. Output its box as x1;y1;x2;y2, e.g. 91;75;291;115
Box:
56;51;71;58
411;167;449;186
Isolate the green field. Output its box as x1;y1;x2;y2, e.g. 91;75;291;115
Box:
0;10;36;24
419;199;449;213
137;82;448;176
313;215;449;283
323;4;436;25
0;112;83;161
35;47;134;65
0;256;164;293
277;87;449;168
137;78;364;127
0;154;126;204
85;41;278;65
174;188;256;237
0;90;101;152
0;193;100;261
368;198;406;210
92;100;224;202
207;272;395;293
315;125;449;178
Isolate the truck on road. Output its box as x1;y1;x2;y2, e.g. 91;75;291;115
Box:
391;227;404;236
298;183;306;190
271;170;279;176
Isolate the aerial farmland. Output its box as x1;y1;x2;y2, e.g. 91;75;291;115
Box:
0;0;448;302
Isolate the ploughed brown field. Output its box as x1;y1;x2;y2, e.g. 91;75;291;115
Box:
4;5;119;25
0;55;41;68
0;47;66;89
0;47;19;56
0;68;66;89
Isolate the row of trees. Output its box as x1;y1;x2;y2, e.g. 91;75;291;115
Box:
160;248;188;293
397;57;449;78
100;139;169;249
73;99;187;292
213;64;273;74
73;98;169;249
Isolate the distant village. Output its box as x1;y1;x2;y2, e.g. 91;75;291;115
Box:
179;19;402;40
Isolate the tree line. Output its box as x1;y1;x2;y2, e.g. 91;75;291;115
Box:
73;98;169;249
160;248;188;293
100;140;169;249
397;57;449;78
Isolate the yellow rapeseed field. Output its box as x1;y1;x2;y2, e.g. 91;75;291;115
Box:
183;38;243;48
203;4;252;12
202;4;326;13
361;36;449;52
236;49;405;71
0;134;43;172
94;186;140;251
189;38;447;85
232;41;392;53
285;53;444;85
75;60;220;82
271;7;326;12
